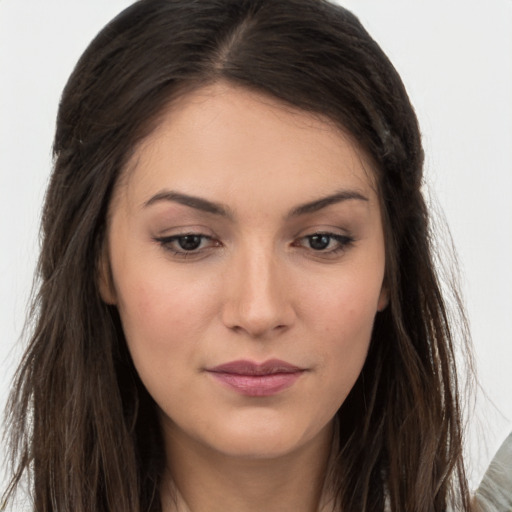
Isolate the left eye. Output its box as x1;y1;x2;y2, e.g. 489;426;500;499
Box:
295;233;354;252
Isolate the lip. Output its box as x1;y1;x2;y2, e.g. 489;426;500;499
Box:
206;359;306;397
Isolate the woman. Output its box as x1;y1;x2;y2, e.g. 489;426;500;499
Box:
0;0;498;510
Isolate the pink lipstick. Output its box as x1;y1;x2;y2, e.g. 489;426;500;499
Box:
206;359;305;397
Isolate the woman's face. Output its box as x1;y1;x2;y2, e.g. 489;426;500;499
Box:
101;82;387;460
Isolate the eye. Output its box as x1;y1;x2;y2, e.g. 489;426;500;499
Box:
153;233;220;257
308;234;335;251
174;234;204;251
294;232;354;254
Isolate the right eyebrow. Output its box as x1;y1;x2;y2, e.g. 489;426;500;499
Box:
143;190;232;218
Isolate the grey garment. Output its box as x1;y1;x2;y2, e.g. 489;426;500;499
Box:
473;432;512;512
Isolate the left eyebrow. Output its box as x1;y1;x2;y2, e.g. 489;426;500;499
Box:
288;190;369;217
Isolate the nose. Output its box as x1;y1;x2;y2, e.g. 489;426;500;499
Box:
220;246;296;339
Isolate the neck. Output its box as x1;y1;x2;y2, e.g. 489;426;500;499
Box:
160;421;335;512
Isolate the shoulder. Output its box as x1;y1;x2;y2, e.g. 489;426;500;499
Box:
473;432;512;511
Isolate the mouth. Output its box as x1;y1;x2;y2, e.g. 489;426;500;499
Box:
206;359;306;397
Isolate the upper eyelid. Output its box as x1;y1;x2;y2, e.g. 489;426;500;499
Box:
293;226;354;239
157;232;213;239
153;223;216;235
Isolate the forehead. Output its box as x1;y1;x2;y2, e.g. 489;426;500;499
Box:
117;82;378;212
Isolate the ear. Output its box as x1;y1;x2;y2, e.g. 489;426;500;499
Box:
97;244;117;305
377;284;389;312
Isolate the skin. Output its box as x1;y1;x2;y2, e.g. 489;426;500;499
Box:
100;82;388;512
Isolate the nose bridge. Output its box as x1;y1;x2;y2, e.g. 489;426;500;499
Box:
221;240;293;337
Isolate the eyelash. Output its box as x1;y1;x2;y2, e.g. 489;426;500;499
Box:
153;233;220;258
292;233;355;255
153;231;354;259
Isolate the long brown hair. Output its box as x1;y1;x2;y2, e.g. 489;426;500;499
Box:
2;0;473;510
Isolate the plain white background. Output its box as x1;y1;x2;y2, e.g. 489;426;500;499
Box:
1;0;511;490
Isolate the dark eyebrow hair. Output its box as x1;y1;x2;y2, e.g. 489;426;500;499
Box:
143;190;231;217
143;189;368;219
289;190;369;217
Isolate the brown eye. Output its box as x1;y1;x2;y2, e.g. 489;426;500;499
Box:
177;235;203;251
154;233;220;256
293;232;355;256
308;234;332;251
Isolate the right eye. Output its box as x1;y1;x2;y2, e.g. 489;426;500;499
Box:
153;233;221;257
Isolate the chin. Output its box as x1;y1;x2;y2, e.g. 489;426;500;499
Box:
207;432;305;460
196;412;330;460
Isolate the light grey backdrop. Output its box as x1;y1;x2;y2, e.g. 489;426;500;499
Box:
1;0;511;489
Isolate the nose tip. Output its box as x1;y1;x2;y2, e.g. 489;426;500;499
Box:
220;253;295;338
225;303;291;338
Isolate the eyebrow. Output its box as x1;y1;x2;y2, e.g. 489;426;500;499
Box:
143;190;232;217
143;189;368;218
288;190;369;217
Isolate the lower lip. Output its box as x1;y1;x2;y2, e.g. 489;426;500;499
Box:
208;371;304;397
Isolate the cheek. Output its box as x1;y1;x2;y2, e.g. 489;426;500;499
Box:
113;264;218;380
301;268;381;339
116;254;217;330
298;268;381;391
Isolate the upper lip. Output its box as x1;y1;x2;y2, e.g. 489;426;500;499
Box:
207;359;304;375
